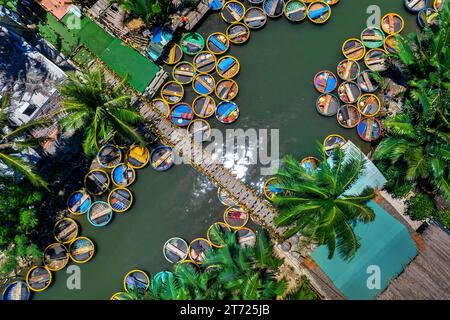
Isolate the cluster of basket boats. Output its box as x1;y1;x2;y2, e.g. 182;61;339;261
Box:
152;0;341;142
111;186;255;300
313;12;408;143
1;141;178;299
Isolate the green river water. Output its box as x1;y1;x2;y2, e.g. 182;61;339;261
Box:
35;0;418;299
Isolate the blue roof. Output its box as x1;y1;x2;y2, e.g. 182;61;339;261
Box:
312;201;418;299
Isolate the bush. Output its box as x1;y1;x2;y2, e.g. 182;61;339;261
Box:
435;210;450;229
406;193;436;221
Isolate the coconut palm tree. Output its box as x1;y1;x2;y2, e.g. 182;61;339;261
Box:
133;228;301;300
0;95;48;188
273;147;376;261
375;6;450;200
56;68;144;156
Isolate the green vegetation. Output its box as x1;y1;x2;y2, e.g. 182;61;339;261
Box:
273;147;376;261
129;228;318;300
115;0;200;27
56;68;144;156
0;183;42;274
0;0;18;11
375;7;450;225
0;95;48;188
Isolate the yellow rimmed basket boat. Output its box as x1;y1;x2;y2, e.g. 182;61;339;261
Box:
244;7;268;29
188;119;212;142
215;79;239;101
323;134;346;156
207;222;232;248
84;169;110;196
216;55;240;79
43;243;70;272
108;187;133;213
342;38;366;61
192;95;217;118
149;98;170;117
224;206;249;229
206;32;230;55
123;269;150;292
188;238;212;265
226;22;250;45
193;51;217;73
26;266;52;292
69;236;95;264
126;145;150;169
357;94;381;117
54;218;78;244
111;163;136;187
236;227;257;248
161;81;184;105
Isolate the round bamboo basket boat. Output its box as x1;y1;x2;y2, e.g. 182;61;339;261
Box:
357;94;381;117
384;35;399;54
357;70;380;93
161;81;184;105
97;144;122;168
172;61;196;85
417;8;439;28
26;266;52;292
108;187;133;213
337;81;361;104
357;117;382;142
192;73;216;96
215;79;239;101
224;206;249;229
284;0;307;22
150;145;175;171
67;189;91;215
188;238;212;264
342;38;366;61
180;32;205;56
361;27;385;49
54;218;78;244
43;243;69;271
170;102;194;127
111;292;132;300
162;43;183;65
111;163;136;187
163;237;189;263
236;227;257;248
188;119;212;142
404;0;428;12
221;1;246;23
364;48;388;72
337;59;360;81
193;51;217;73
84;169;110;196
126;145;150;169
263;0;286;18
149;98;170;118
307;1;331;24
381;13;405;35
244;7;268;29
226;22;250;44
206;32;230;55
69;236;95;264
207;222;231;248
323;134;346;156
216;55;240;79
88;201;113;226
263;177;285;201
216;101;240;124
1;281;30;300
300;156;320;174
316;93;340;116
192;95;217;118
314;70;338;93
123;269;150;292
336;104;361;129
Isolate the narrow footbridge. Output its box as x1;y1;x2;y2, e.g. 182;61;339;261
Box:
139;103;284;238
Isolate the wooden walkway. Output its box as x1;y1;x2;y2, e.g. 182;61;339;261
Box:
139;103;285;238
